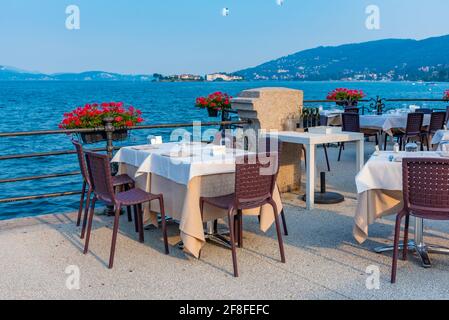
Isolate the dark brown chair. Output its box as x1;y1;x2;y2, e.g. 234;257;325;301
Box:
83;151;169;269
258;137;288;236
338;113;379;161
72;140;135;239
385;112;425;151
445;106;449;125
423;111;446;150
415;108;433;114
391;158;449;283
199;154;286;277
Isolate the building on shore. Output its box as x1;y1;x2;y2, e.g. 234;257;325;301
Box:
205;73;244;82
153;73;204;82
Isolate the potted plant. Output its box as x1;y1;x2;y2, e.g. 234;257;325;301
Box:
326;88;366;107
59;102;144;144
444;90;449;101
196;92;232;117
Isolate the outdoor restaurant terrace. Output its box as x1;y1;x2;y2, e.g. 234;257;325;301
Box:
1;87;449;300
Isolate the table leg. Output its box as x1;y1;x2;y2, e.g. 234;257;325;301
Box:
374;217;449;268
306;144;316;210
356;138;365;172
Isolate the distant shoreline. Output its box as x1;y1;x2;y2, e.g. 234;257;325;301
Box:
0;79;448;84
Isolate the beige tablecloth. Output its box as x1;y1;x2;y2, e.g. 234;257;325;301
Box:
353;189;403;243
119;164;283;258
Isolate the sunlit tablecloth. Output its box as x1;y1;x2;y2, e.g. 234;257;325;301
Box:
359;114;431;135
112;143;283;258
432;130;449;150
354;151;441;243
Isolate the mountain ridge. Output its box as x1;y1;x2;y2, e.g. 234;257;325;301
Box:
234;34;449;82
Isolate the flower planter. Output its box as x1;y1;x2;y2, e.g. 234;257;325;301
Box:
336;100;359;107
80;129;129;144
207;108;219;117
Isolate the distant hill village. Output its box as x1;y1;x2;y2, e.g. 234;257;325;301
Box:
152;72;244;82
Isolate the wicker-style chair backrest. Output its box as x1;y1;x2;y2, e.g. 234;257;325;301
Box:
415;108;433;115
84;151;116;204
405;112;424;136
341;113;361;133
403;158;449;218
72;140;90;185
429;112;446;134
235;154;277;209
344;107;359;114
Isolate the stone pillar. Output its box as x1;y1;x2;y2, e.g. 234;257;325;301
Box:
232;87;304;192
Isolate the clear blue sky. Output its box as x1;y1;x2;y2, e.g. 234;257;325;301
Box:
0;0;448;75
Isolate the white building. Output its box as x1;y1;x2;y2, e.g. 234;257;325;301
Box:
206;73;243;82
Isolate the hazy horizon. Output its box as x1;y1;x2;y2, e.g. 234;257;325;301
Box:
1;0;449;75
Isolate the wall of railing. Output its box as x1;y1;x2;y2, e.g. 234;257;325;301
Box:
0;97;448;219
0;119;248;206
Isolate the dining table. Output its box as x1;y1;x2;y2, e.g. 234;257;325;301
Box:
320;111;432;136
354;150;449;267
111;142;283;258
264;130;365;210
359;113;431;136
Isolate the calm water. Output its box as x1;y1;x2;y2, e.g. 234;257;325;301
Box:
1;80;449;220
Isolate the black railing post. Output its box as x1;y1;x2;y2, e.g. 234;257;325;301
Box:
103;117;115;160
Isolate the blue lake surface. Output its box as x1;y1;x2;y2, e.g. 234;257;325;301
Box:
1;80;449;220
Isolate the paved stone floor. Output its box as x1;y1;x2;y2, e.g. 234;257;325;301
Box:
1;143;449;300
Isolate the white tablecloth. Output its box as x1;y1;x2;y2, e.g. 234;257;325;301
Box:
112;142;250;185
360;114;431;135
355;151;444;194
321;110;343;126
112;143;283;258
354;151;443;242
432;130;449;147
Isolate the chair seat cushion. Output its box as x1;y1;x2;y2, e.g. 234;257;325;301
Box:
112;174;134;187
116;188;159;206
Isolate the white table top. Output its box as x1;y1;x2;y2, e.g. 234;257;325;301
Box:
265;131;364;145
112;142;252;185
355;151;446;194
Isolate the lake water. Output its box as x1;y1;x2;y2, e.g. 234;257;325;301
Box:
1;80;449;220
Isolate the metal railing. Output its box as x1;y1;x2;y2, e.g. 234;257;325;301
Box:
0;118;248;205
303;97;449;115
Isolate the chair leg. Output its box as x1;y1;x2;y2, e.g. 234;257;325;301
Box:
391;214;403;284
280;209;288;236
158;196;169;255
338;143;344;162
80;188;92;239
124;184;133;222
109;204;122;269
384;133;388;151
227;209;239;277
236;210;243;248
133;205;139;232
375;133;379;146
323;144;331;172
270;200;286;263
83;197;97;255
76;181;87;227
403;214;410;261
136;204;144;243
